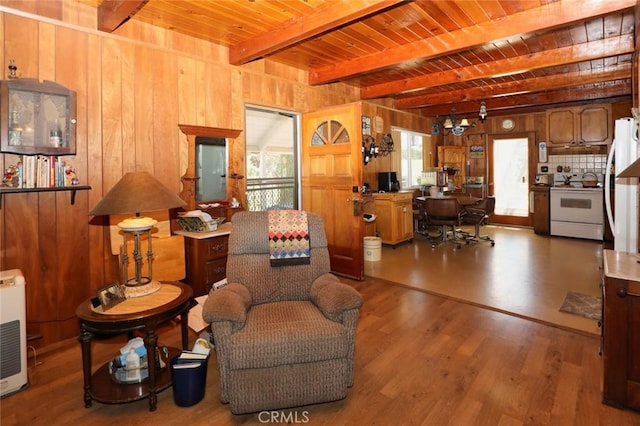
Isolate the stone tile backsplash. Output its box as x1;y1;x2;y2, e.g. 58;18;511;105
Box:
540;153;607;175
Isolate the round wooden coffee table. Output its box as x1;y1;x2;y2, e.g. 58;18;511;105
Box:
76;282;193;411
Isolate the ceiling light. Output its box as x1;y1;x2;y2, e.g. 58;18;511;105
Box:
436;106;475;136
479;101;487;121
443;118;453;129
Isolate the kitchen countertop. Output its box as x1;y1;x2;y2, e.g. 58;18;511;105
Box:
603;249;640;281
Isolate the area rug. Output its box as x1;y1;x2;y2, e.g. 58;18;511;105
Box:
559;292;601;321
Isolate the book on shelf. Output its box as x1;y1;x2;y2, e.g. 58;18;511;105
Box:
14;155;79;189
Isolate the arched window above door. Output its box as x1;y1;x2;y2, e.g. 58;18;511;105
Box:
311;120;350;145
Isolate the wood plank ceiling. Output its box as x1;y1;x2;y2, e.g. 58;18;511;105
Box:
90;0;637;118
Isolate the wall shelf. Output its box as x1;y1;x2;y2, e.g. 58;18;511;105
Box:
0;185;91;208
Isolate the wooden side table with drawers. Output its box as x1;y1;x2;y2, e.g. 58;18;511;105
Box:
175;222;232;297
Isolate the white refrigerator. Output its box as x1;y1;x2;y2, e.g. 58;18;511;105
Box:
605;117;639;253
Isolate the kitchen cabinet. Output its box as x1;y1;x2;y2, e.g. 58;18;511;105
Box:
373;191;414;247
437;145;465;188
546;104;612;147
531;186;550;235
175;224;231;297
602;250;640;411
580;104;612;145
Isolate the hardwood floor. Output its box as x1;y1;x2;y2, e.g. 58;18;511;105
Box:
3;228;639;425
366;224;604;335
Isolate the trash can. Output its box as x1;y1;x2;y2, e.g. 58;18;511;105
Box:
364;236;382;261
171;356;208;407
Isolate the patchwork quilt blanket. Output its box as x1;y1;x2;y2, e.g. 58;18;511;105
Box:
268;210;311;267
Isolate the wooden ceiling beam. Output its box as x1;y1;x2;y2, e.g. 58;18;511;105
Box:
361;35;635;99
478;83;632;112
309;0;636;84
229;0;405;65
419;82;632;116
98;0;149;32
420;80;631;118
396;66;632;109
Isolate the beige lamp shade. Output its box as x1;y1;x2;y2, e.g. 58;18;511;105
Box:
89;171;186;216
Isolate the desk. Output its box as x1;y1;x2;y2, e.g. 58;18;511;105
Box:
76;282;193;411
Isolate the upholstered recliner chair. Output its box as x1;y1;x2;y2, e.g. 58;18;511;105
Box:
202;210;363;414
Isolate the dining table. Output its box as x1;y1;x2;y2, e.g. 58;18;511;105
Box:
415;195;481;207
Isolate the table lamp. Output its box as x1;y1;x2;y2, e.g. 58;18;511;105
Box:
89;171;186;298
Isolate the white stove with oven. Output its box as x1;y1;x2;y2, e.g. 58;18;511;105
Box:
550;172;604;240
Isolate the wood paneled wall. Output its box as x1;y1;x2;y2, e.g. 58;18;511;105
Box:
360;102;432;190
1;1;631;349
0;1;363;348
430;100;631;181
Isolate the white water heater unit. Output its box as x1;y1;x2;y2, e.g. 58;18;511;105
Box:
0;269;28;397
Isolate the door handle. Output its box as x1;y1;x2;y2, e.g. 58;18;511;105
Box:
350;198;362;216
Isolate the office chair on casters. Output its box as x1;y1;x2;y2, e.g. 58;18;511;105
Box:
424;197;465;250
462;196;495;246
413;196;429;235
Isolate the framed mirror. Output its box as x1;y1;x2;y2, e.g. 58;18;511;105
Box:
178;124;242;211
195;136;227;202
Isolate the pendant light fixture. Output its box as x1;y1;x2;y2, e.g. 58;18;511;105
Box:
479;101;488;122
440;105;474;136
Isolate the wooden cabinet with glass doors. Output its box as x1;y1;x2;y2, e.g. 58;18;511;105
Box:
1;78;76;156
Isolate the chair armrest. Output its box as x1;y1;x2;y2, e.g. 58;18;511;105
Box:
462;207;487;221
202;283;252;331
464;206;486;215
310;273;363;322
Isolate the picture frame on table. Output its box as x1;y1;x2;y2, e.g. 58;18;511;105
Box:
97;282;126;311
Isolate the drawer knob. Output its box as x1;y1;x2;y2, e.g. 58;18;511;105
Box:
616;287;640;298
